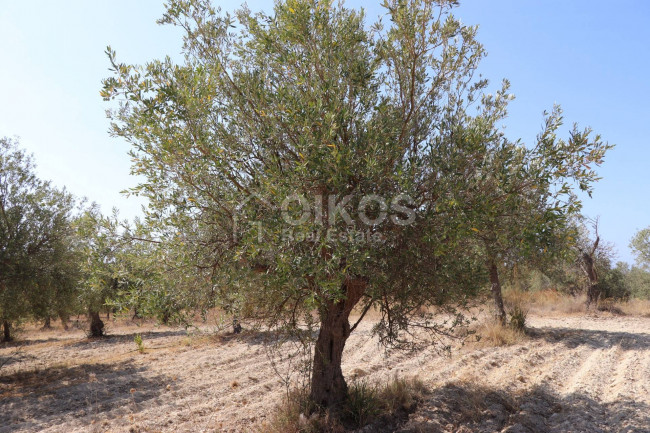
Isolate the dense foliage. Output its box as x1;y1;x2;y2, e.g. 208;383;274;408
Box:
101;0;613;407
0;137;80;341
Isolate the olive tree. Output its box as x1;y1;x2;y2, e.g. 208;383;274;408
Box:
76;208;139;337
451;104;610;323
0;137;79;341
28;224;83;330
630;227;650;268
617;262;650;300
574;219;622;309
627;228;650;299
107;220;196;326
102;0;607;407
76;207;175;335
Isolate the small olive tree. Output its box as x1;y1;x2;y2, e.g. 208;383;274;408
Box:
76;208;178;335
450;104;610;323
76;208;139;337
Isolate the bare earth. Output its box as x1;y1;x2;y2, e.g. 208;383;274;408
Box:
1;313;648;433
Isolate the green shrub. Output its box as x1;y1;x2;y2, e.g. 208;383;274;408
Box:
345;380;381;427
134;334;145;353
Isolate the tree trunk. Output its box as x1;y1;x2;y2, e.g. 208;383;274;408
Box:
310;277;366;408
2;320;12;342
89;311;105;338
42;317;52;329
489;261;507;325
59;313;69;330
232;318;242;334
581;232;601;311
586;283;600;309
582;251;600;310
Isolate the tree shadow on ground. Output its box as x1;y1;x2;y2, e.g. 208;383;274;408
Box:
60;327;316;352
527;326;650;351
215;327;318;347
0;336;70;348
0;360;169;433
0;350;37;371
399;382;649;433
64;328;190;349
1;327;190;350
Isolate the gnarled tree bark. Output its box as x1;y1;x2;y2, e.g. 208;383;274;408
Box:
89;311;105;337
310;276;366;408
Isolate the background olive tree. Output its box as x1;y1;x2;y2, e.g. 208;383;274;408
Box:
512;218;632;306
448;103;610;324
75;207;185;336
615;261;650;300
76;207;142;337
630;227;650;269
0;137;80;341
623;227;650;299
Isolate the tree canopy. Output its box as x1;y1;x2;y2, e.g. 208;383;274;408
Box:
102;0;611;407
630;226;650;268
0;137;79;341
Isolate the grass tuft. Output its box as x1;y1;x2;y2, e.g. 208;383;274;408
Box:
344;380;381;427
476;320;527;347
133;334;145;353
509;289;584;315
503;288;650;318
617;298;650;317
509;305;528;331
259;376;427;432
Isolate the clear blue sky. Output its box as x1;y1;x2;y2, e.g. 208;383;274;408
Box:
1;1;649;264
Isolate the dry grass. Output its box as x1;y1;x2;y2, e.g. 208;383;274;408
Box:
504;288;650;318
469;289;530;347
617;298;650;317
504;289;585;315
259;376;427;433
259;387;340;433
502;289;530;331
475;321;527;347
595;298;626;315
